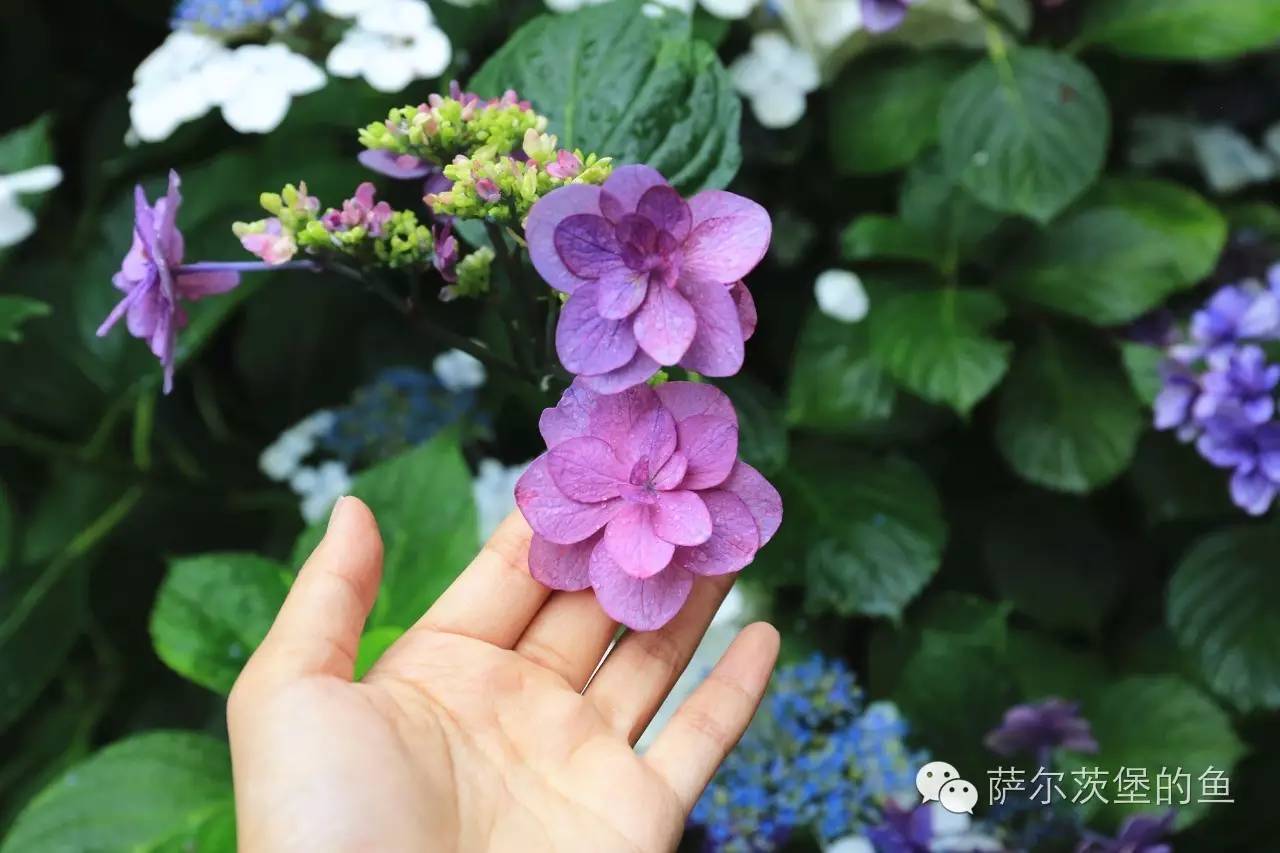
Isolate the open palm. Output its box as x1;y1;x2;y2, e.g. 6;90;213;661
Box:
228;496;779;852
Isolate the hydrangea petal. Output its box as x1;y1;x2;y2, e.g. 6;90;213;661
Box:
526;183;603;294
515;455;621;545
601;165;668;212
682;191;771;284
676;415;739;490
596;267;649;320
636;185;692;242
654;381;737;424
678;275;746;377
576;350;660;393
586;383;659;446
528;532;596;591
589;542;694;631
672;490;759;576
604;503;675;578
539;382;595;448
177;270;241;299
634;282;697;365
628;406;678;472
555;214;626;279
547;436;628;502
720;461;783;545
730;281;757;341
556;282;639;375
651;451;688;491
652;490;712;546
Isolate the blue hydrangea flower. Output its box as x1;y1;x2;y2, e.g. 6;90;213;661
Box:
319;367;477;465
171;0;305;34
689;655;927;852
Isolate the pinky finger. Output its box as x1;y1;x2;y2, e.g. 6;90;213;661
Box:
643;622;780;814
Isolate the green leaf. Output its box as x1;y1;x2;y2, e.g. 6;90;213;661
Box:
291;433;478;630
828;50;971;175
786;309;897;433
470;0;741;193
1121;343;1164;406
0;479;10;573
1081;676;1245;829
2;732;234;853
1169;526;1280;711
983;494;1123;636
1079;0;1280;61
1127;434;1234;525
1001;178;1226;326
0;296;51;344
839;215;935;265
718;376;789;476
995;332;1143;493
355;626;406;680
0;114;53;173
1005;630;1109;703
899;151;1005;267
869;287;1011;415
939;48;1108;223
787;448;947;620
150;554;291;695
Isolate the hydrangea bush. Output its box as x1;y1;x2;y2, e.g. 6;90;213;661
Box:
3;0;1280;850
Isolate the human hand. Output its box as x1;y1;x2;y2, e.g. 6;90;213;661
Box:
228;496;779;852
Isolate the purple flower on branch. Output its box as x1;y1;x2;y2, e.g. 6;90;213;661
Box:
1181;282;1280;361
515;381;781;630
526;165;769;393
985;698;1098;758
324;182;392;236
97;171;240;393
1195;409;1280;515
1192;345;1280;423
861;0;916;33
357;149;434;180
1076;810;1174;853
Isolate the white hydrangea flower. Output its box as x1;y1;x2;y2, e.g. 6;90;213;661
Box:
319;0;378;15
326;0;452;93
259;410;337;482
824;837;876;853
291;461;354;523
545;0;610;12
729;32;820;129
472;458;531;541
775;0;864;58
128;31;228;143
0;165;62;248
200;43;326;135
700;0;759;18
433;348;487;392
637;586;749;750
815;268;869;323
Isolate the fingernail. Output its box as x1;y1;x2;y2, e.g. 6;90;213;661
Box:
326;495;349;532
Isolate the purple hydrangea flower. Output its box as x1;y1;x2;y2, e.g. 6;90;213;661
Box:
1076;810;1174;853
432;222;458;282
357;149;434;180
526;165;770;393
861;0;916;33
323;182;392;236
985;698;1098;759
1182;282;1280;360
1153;359;1200;439
97;171;240;393
1192;345;1280;423
1195;410;1280;514
515;381;781;630
546;150;582;180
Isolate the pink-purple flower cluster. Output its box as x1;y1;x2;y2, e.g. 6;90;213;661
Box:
517;167;780;630
1154;265;1280;514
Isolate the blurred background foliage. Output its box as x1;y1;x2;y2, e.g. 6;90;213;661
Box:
2;0;1280;850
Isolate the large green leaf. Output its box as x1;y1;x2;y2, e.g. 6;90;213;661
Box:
869;287;1011;416
291;432;478;630
150;554;292;695
2;732;234;853
828;50;971;175
1081;676;1245;829
718;376;788;477
939;48;1108;223
1079;0;1280;61
899;151;1005;268
787;309;896;433
1001;178;1226;326
995;332;1143;493
0;114;53;173
786;448;947;620
1169;526;1280;712
0;296;51;344
840;215;936;265
470;0;740;193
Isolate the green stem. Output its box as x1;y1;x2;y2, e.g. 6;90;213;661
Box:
486;221;540;371
132;390;155;472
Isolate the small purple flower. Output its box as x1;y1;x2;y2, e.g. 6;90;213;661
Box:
546;150;582;180
861;0;916;33
985;698;1098;758
526;165;771;392
357;149;433;180
1184;282;1280;359
97;171;239;393
515;381;781;631
1193;345;1280;424
1195;409;1280;514
865;803;934;853
238;218;297;266
1076;810;1174;853
475;178;501;203
433;221;458;282
324;182;393;237
1153;360;1200;438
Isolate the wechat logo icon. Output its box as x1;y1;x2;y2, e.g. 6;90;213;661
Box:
916;760;978;815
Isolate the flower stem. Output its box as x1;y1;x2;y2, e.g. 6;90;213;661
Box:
179;260;321;274
485;221;540;372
